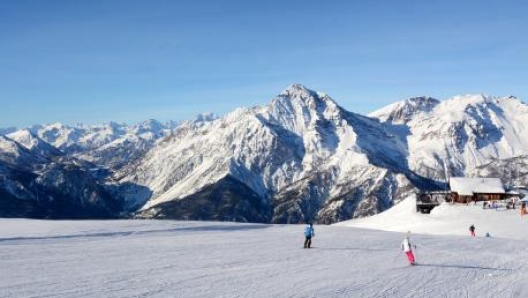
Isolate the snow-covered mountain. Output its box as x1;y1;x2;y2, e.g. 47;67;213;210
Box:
0;133;125;218
23;120;179;170
7;129;64;158
1;85;527;222
0;134;47;170
372;94;528;185
0;119;180;218
116;85;435;223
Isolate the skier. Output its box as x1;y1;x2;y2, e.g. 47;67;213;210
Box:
469;224;476;237
303;223;315;248
401;232;416;266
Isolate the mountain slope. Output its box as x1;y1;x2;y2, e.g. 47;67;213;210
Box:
0;134;125;218
368;96;440;124
7;129;64;158
371;94;528;184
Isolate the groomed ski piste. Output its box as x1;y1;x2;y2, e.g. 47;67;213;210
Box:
1;196;527;298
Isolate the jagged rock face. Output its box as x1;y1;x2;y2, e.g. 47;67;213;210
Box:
83;135;152;171
369;96;440;124
33;163;124;218
0;130;139;219
137;176;271;223
469;155;528;188
373;94;528;181
0;163;40;218
2;86;528;222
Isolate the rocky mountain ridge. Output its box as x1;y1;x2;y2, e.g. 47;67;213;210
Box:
1;85;526;223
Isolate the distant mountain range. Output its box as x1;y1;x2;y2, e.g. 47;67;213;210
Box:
1;84;527;223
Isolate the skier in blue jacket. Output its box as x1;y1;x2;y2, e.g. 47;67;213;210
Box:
304;223;315;248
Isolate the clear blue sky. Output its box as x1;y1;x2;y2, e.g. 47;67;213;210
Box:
1;0;527;128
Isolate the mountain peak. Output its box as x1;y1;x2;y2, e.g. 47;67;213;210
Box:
7;129;64;157
0;126;17;136
108;121;126;128
438;94;527;113
271;84;339;112
369;95;440;123
449;94;492;105
407;96;440;106
259;84;345;135
279;84;316;98
7;128;35;139
276;84;338;107
193;113;218;123
284;83;308;92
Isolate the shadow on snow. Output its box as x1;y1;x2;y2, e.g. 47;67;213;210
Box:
0;223;271;244
413;263;514;271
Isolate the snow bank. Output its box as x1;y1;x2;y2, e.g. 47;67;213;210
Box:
336;195;528;240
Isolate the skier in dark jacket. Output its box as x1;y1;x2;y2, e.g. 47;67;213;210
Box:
469;224;476;237
303;223;315;248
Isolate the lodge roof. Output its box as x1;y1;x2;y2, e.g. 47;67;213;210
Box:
449;177;505;196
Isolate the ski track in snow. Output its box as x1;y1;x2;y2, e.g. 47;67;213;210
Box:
1;216;527;298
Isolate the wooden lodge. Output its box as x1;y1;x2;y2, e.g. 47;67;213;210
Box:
415;177;516;213
448;177;506;203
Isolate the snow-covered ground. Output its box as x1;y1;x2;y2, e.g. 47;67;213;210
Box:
1;198;528;298
336;195;528;240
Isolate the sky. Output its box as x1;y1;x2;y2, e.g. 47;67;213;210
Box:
1;0;527;128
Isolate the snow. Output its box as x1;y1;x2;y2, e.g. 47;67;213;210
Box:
337;195;528;240
7;129;63;157
2;200;528;298
0;135;43;166
450;177;505;196
0;136;18;154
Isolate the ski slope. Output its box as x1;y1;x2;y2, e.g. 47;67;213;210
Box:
1;199;528;298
